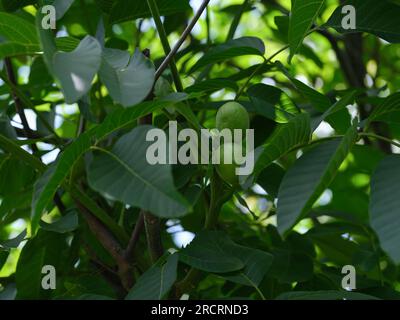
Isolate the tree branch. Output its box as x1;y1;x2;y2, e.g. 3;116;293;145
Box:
4;58;37;152
155;0;211;80
124;212;145;262
76;201;133;290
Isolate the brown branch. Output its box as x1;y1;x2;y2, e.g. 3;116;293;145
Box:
76;201;133;289
143;211;164;263
124;212;145;262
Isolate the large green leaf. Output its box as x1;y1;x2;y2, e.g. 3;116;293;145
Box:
179;231;245;273
277;124;359;235
0;12;40;59
288;0;325;61
53;36;102;103
370;155;400;264
37;9;102;103
242;113;311;187
190;37;265;73
109;0;191;24
326;0;400;43
125;254;178;300
0;12;38;44
99;48;155;107
32;94;189;232
247;84;299;123
87;125;190;218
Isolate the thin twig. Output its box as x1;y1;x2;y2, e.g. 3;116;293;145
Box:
235;45;289;100
359;133;400;149
155;0;211;80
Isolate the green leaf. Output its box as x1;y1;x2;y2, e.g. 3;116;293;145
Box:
247;84;299;123
87;125;190;218
256;163;286;198
39;210;79;233
0;12;38;44
368;92;400;124
312;91;356;133
125;254;178;300
276;290;379;300
0;230;26;249
222;245;273;287
0;12;40;58
269;248;314;283
99;48;155;107
53;36;102;103
15;230;69;299
110;0;191;24
370;155;400;264
242;113;311;187
37;8;101;103
326;0;400;43
190;37;265;73
55;36;80;52
275;54;353;133
0;42;39;59
179;231;245;273
288;0;325;61
277;124;359;235
31;94;189;227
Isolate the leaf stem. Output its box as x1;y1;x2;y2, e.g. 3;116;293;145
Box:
359;132;400;149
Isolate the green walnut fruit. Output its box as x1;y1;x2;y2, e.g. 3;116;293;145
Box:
216;101;250;133
216;142;242;185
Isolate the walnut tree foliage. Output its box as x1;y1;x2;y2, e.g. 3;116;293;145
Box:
0;0;400;300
